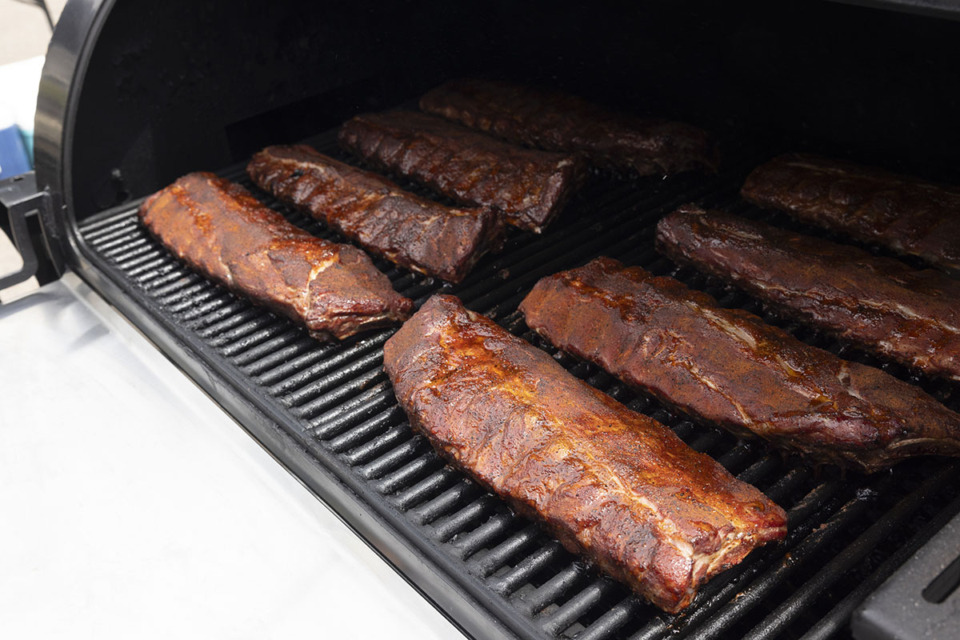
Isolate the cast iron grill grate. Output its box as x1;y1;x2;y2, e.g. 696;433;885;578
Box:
77;128;960;640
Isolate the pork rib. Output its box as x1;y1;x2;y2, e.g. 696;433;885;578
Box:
139;172;413;341
420;78;718;175
655;205;960;382
520;257;960;473
247;144;505;283
383;294;787;613
741;153;960;274
338;111;582;233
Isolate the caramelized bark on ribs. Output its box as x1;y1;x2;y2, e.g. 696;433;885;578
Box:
655;205;960;382
338;111;583;233
420;78;718;175
520;257;960;473
383;295;787;613
742;153;960;275
247;145;505;283
139;172;413;341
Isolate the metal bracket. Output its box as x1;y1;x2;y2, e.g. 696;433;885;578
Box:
0;172;52;292
852;508;960;639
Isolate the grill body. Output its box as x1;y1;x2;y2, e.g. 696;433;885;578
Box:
26;1;960;638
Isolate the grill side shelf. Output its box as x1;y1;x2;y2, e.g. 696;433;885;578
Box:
73;134;960;640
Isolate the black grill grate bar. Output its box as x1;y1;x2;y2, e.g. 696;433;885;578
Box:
237;332;313;373
576;598;646;640
338;422;410;463
167;288;232;320
95;232;149;256
516;563;589;618
488;541;565;596
201;312;278;348
401;278;447;303
782;479;845;529
279;350;383;407
715;441;761;475
410;480;484;527
431;495;501;543
122;254;170;277
80;212;138;238
109;241;162;266
743;465;960;640
303;381;395;431
682;429;727;455
450;512;517;561
195;307;267;341
142;271;200;296
152;274;205;300
230;327;305;367
468;524;543;578
184;300;261;336
317;402;405;445
326;407;399;453
219;320;290;358
542;579;617;637
369;445;441;489
390;466;462;513
733;454;783;487
296;376;389;423
176;293;240;325
83;226;140;251
261;333;389;392
221;316;298;366
761;466;814;504
131;264;183;288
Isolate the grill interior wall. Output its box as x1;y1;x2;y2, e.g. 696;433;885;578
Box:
77;129;960;640
65;0;960;223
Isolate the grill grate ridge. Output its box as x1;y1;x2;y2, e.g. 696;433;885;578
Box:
76;126;960;640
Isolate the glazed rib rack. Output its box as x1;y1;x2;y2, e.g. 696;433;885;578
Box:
77;127;960;640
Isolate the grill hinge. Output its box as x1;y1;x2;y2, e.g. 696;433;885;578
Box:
0;171;61;299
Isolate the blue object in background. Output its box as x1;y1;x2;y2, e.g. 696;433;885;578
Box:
0;109;31;179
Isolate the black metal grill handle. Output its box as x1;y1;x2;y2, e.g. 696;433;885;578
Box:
0;172;49;292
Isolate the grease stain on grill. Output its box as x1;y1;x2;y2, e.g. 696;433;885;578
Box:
77;127;960;640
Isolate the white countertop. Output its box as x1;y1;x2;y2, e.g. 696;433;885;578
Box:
0;273;462;639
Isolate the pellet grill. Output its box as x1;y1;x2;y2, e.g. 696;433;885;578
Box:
3;1;960;638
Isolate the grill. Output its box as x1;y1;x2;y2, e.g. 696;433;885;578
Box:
73;127;960;640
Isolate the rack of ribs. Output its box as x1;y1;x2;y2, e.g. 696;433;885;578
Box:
338;110;583;233
383;294;787;613
520;257;960;473
656;205;960;383
741;153;960;275
139;172;413;341
247;145;505;283
420;78;718;175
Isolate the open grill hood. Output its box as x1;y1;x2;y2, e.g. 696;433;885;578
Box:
12;1;960;638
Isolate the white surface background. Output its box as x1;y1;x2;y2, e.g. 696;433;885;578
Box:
0;274;461;639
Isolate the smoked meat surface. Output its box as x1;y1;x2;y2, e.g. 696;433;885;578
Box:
383;294;787;613
139;172;412;341
521;257;960;473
